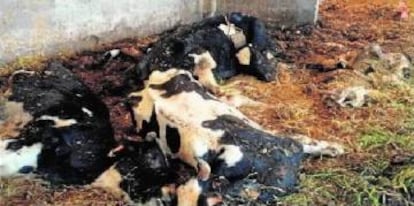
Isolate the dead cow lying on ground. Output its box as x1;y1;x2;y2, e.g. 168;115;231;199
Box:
0;13;346;205
128;69;304;197
94;139;223;206
0;63;116;184
127;12;278;92
0;65;221;205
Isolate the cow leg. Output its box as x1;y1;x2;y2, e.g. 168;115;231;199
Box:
181;154;211;181
217;92;265;108
288;134;345;157
92;165;125;198
178;146;211;181
213;81;266;108
180;155;211;181
107;144;125;157
155;115;173;160
197;158;211;181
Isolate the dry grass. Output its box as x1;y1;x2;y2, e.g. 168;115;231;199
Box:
227;0;414;205
0;176;125;206
1;0;414;205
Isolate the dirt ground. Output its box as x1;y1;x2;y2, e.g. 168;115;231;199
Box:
237;0;414;205
1;0;414;205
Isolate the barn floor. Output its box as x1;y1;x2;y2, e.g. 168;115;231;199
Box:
1;0;414;205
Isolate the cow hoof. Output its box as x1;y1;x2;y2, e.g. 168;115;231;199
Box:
197;159;211;181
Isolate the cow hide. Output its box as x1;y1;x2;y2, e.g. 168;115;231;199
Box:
129;69;304;196
0;63;116;184
93;139;222;206
126;13;278;91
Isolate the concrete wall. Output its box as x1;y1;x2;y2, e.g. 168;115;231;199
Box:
0;0;202;63
213;0;320;25
0;0;319;64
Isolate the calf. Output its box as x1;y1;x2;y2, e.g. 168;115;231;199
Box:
204;115;303;193
129;69;257;175
129;69;304;193
94;139;222;206
93;139;174;204
126;13;278;91
0;63;116;184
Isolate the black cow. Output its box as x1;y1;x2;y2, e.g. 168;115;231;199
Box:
126;13;278;91
0;63;116;184
205;115;303;193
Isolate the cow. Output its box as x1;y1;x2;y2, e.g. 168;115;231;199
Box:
0;63;116;184
0;14;346;205
128;68;304;193
0;64;222;205
93;138;222;206
128;64;348;187
124;13;278;92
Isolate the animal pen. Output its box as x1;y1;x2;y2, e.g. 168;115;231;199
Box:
1;0;414;206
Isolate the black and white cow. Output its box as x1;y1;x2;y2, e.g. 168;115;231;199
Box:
0;14;345;205
93;138;222;206
0;64;222;205
126;13;278;91
128;68;304;194
0;63;116;184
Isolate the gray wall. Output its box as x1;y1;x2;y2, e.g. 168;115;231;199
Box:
0;0;319;64
213;0;319;25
